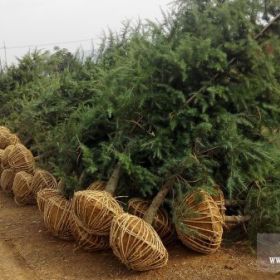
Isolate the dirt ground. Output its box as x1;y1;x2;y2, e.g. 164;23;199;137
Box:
0;190;278;280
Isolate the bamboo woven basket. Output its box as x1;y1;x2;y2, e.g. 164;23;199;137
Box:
70;213;110;251
1;145;15;170
8;144;34;173
43;196;73;240
31;169;57;194
72;190;123;236
37;188;62;213
110;213;168;271
0;131;19;149
12;171;35;205
128;198;175;244
88;180;106;191
0;168;16;193
174;190;223;254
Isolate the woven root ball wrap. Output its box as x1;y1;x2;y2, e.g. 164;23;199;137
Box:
128;198;175;244
0;149;4;175
8;144;34;173
31;169;57;195
0;130;20;149
0;168;16;193
174;190;223;254
110;213;168;271
88;180;106;191
1;145;15;170
211;186;226;222
12;171;35;205
72;190;123;236
37;188;62;213
43;196;73;240
70;213;110;251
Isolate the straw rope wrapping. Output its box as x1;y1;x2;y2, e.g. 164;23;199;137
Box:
0;149;4;175
70;213;110;251
72;190;123;236
110;213;168;271
128;198;175;244
211;187;226;222
174;190;223;254
88;180;106;191
0;168;16;193
43;196;73;240
37;188;62;213
31;169;57;194
1;145;15;170
8;144;34;173
0;126;11;133
12;171;35;205
0;130;20;149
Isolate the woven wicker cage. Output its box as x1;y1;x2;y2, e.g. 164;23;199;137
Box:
110;213;168;271
31;169;57;194
0;131;20;149
128;198;175;244
1;145;15;170
174;190;223;254
70;213;110;251
12;171;35;205
0;168;16;193
43;196;73;240
88;180;106;191
8;144;34;173
211;186;226;222
37;188;62;213
72;190;123;236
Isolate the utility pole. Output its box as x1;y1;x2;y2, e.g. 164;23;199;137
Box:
3;41;7;68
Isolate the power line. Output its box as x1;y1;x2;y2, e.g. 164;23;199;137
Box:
0;37;96;50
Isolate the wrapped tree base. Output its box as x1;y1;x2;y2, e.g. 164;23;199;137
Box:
0;149;4;175
0;130;20;149
37;188;62;213
31;169;57;194
1;145;15;170
88;180;106;191
43;196;73;240
110;213;168;271
0;168;16;193
70;214;110;251
211;186;226;221
72;190;123;236
174;190;223;254
8;144;34;173
12;171;35;205
128;198;175;244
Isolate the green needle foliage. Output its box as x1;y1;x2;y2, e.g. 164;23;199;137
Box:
0;0;280;243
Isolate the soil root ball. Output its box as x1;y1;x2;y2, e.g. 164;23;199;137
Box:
128;198;175;244
37;188;62;213
43;196;73;240
110;213;168;271
12;171;34;205
31;169;57;194
72;190;123;236
87;180;106;191
0;130;20;149
174;190;223;254
0;168;16;193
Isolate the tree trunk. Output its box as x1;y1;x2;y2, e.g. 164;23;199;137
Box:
225;215;250;223
105;162;122;195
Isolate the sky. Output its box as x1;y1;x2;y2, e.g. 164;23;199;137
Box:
0;0;171;65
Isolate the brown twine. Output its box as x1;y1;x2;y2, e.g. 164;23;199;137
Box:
87;180;106;191
110;213;168;271
43;196;73;241
128;198;175;244
211;186;226;222
0;149;4;175
31;169;57;194
0;131;20;149
12;171;35;206
37;188;62;214
1;145;15;170
72;190;123;236
70;212;110;251
0;168;16;193
174;190;223;254
8;144;34;173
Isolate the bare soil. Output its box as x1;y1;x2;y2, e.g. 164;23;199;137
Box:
0;190;278;280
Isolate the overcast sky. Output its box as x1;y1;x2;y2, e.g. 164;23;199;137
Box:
0;0;171;65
